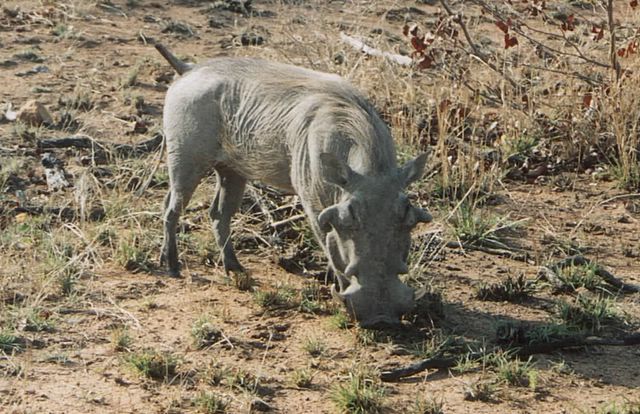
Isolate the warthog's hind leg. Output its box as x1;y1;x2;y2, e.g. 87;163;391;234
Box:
209;168;247;274
160;168;203;277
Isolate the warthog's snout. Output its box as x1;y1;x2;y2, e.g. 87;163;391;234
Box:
332;277;415;328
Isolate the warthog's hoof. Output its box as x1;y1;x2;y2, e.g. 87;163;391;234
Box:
167;269;181;278
227;268;253;291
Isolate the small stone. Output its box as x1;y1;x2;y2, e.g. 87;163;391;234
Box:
0;59;18;68
17;99;54;126
618;215;632;224
239;31;265;46
15;65;49;77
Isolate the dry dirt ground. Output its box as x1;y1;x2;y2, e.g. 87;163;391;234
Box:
1;0;640;413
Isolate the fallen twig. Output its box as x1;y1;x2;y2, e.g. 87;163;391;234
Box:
339;32;412;66
380;352;483;382
540;255;640;293
445;241;532;263
270;213;306;229
14;205;105;221
380;333;640;382
37;133;163;158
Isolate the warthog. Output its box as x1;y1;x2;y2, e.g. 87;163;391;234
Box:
156;44;432;328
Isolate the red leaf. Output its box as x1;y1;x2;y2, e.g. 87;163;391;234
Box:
631;0;638;9
438;99;451;114
495;20;509;34
618;48;627;57
411;36;427;53
561;14;575;31
582;93;593;108
504;33;519;49
417;55;433;70
402;24;409;36
592;26;604;41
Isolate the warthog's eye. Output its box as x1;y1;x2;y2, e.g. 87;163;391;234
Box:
402;203;416;227
337;202;358;230
347;204;357;222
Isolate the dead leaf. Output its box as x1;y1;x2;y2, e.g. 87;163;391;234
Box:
495;20;509;34
504;33;518;49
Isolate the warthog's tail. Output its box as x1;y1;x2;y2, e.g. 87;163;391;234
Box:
155;43;193;75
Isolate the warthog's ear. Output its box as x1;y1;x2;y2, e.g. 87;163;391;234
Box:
399;152;429;187
403;205;433;227
415;207;432;223
320;153;354;188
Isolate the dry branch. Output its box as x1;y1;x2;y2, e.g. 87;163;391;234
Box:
606;0;622;82
380;333;640;382
445;241;532;263
37;133;163;158
13;205;105;221
270;213;305;229
339;32;412;66
439;0;519;90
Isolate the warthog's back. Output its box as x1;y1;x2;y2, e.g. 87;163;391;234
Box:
163;57;396;192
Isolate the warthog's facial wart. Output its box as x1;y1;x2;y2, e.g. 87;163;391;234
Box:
318;153;432;326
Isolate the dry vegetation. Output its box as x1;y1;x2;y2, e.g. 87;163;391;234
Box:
1;0;639;413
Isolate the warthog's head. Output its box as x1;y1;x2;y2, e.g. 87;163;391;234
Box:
318;152;432;329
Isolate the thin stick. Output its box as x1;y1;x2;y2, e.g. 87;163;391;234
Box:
606;0;621;82
270;213;306;229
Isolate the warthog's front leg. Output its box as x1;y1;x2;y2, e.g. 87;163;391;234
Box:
209;168;247;273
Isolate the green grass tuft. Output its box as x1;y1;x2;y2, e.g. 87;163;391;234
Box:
191;315;222;349
193;391;229;413
557;295;622;333
331;368;386;414
0;330;23;353
476;274;534;302
125;350;178;381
